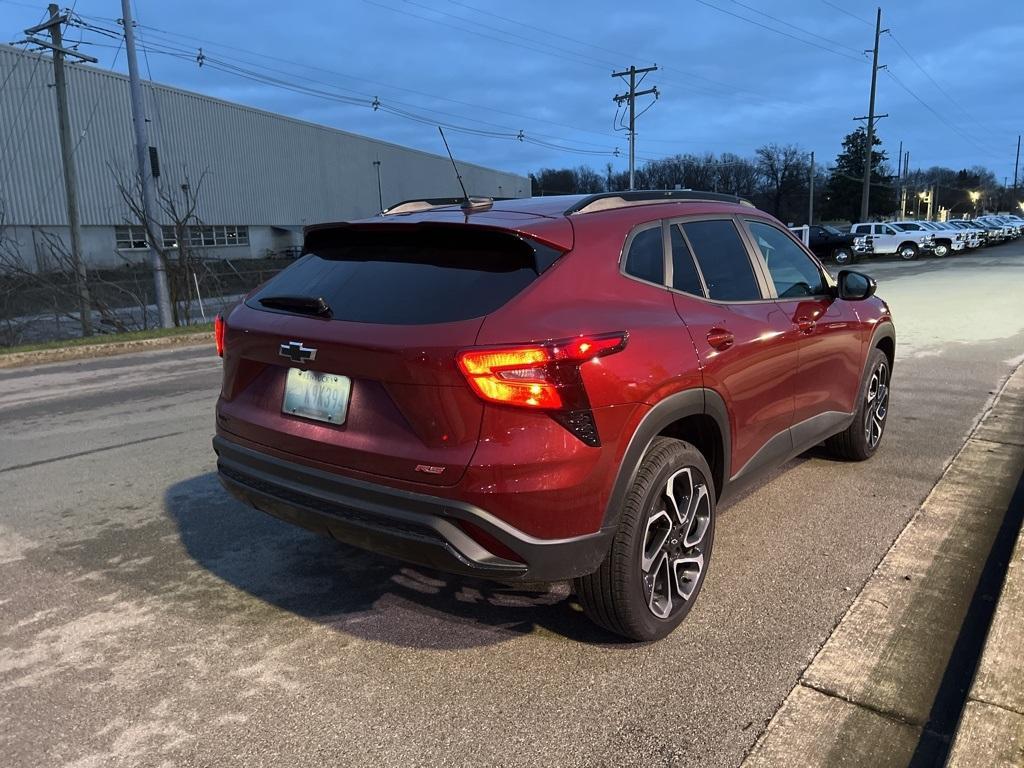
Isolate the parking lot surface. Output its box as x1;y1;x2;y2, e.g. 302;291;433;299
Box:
2;244;1024;768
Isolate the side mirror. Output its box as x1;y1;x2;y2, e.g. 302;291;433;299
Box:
837;270;876;300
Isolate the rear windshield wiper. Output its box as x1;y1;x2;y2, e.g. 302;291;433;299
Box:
258;295;333;318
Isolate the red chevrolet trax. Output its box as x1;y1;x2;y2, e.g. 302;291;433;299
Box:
213;191;894;641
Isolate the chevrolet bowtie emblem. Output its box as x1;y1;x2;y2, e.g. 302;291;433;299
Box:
279;341;317;363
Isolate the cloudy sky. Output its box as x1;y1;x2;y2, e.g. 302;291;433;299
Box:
2;0;1022;181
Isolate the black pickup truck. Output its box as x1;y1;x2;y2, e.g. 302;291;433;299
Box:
800;225;859;265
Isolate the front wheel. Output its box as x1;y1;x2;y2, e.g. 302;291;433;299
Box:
574;437;715;642
833;247;857;266
825;348;891;461
932;242;950;258
898;242;919;260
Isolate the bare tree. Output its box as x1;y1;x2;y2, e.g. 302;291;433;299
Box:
112;165;210;326
755;144;810;220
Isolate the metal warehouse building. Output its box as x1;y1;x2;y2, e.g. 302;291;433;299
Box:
0;44;529;271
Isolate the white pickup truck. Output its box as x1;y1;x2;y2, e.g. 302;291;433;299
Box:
850;221;936;260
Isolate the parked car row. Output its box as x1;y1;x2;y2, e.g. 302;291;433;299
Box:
793;214;1024;264
848;214;1024;261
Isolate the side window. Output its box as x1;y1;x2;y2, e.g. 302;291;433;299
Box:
681;219;762;302
623;226;664;285
853;225;868;234
670;225;704;296
880;225;896;235
747;221;827;299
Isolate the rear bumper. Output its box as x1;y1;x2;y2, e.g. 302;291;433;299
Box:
213;435;614;582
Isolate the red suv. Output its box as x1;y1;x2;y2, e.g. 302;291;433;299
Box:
214;191;894;641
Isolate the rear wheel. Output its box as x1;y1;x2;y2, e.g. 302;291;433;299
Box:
898;242;919;260
833;247;856;266
574;437;715;642
825;348;890;461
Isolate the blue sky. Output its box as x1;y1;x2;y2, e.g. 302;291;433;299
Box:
2;0;1022;181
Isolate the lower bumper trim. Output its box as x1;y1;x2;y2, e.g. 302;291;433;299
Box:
213;435;613;583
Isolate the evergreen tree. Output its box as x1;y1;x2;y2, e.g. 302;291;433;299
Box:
822;128;895;222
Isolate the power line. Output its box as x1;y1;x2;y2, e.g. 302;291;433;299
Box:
442;0;799;108
693;0;869;64
73;25;626;159
73;10;634;147
0;50;43;189
360;0;618;73
725;0;866;56
0;46;24;97
885;30;1004;145
819;0;873;27
884;69;1002;160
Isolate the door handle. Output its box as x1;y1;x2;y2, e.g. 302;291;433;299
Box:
707;327;734;351
796;316;816;334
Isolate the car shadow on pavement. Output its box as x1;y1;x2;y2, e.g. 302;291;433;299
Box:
164;472;627;649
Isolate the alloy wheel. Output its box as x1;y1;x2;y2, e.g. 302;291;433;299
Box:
640;467;712;619
864;360;889;449
899;246;917;260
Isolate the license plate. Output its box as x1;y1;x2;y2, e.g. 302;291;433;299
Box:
282;368;351;425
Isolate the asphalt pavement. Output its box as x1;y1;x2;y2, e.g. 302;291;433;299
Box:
2;243;1023;768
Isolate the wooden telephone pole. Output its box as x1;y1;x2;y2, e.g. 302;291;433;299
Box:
612;65;659;191
23;6;97;335
860;8;887;222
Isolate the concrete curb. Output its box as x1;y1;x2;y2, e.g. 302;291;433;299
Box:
742;362;1024;767
946;483;1024;766
0;332;212;370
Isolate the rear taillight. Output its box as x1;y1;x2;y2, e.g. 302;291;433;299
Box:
214;314;226;357
457;332;627;446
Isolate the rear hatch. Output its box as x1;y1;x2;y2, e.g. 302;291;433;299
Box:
217;222;566;487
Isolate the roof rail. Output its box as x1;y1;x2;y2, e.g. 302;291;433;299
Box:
564;190;755;216
381;197;496;216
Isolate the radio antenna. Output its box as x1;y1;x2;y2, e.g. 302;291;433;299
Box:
438;127;470;207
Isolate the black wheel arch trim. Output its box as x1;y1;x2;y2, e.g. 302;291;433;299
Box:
601;388;731;530
869;320;896;371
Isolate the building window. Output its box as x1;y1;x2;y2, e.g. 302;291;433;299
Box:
161;225;179;249
188;225;249;248
115;225;149;250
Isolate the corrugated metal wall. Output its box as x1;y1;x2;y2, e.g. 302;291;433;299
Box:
0;45;530;228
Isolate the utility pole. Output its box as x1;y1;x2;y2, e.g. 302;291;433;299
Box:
860;7;887;222
900;149;909;217
372;159;383;212
1014;135;1020;192
896;140;903;217
121;0;173;328
23;6;97;336
612;65;659;190
808;151;815;226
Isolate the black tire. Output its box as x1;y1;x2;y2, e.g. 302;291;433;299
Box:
825;348;891;461
574;437;715;642
897;242;919;260
833;247;857;266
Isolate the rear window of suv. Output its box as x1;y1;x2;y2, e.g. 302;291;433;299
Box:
249;227;553;325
